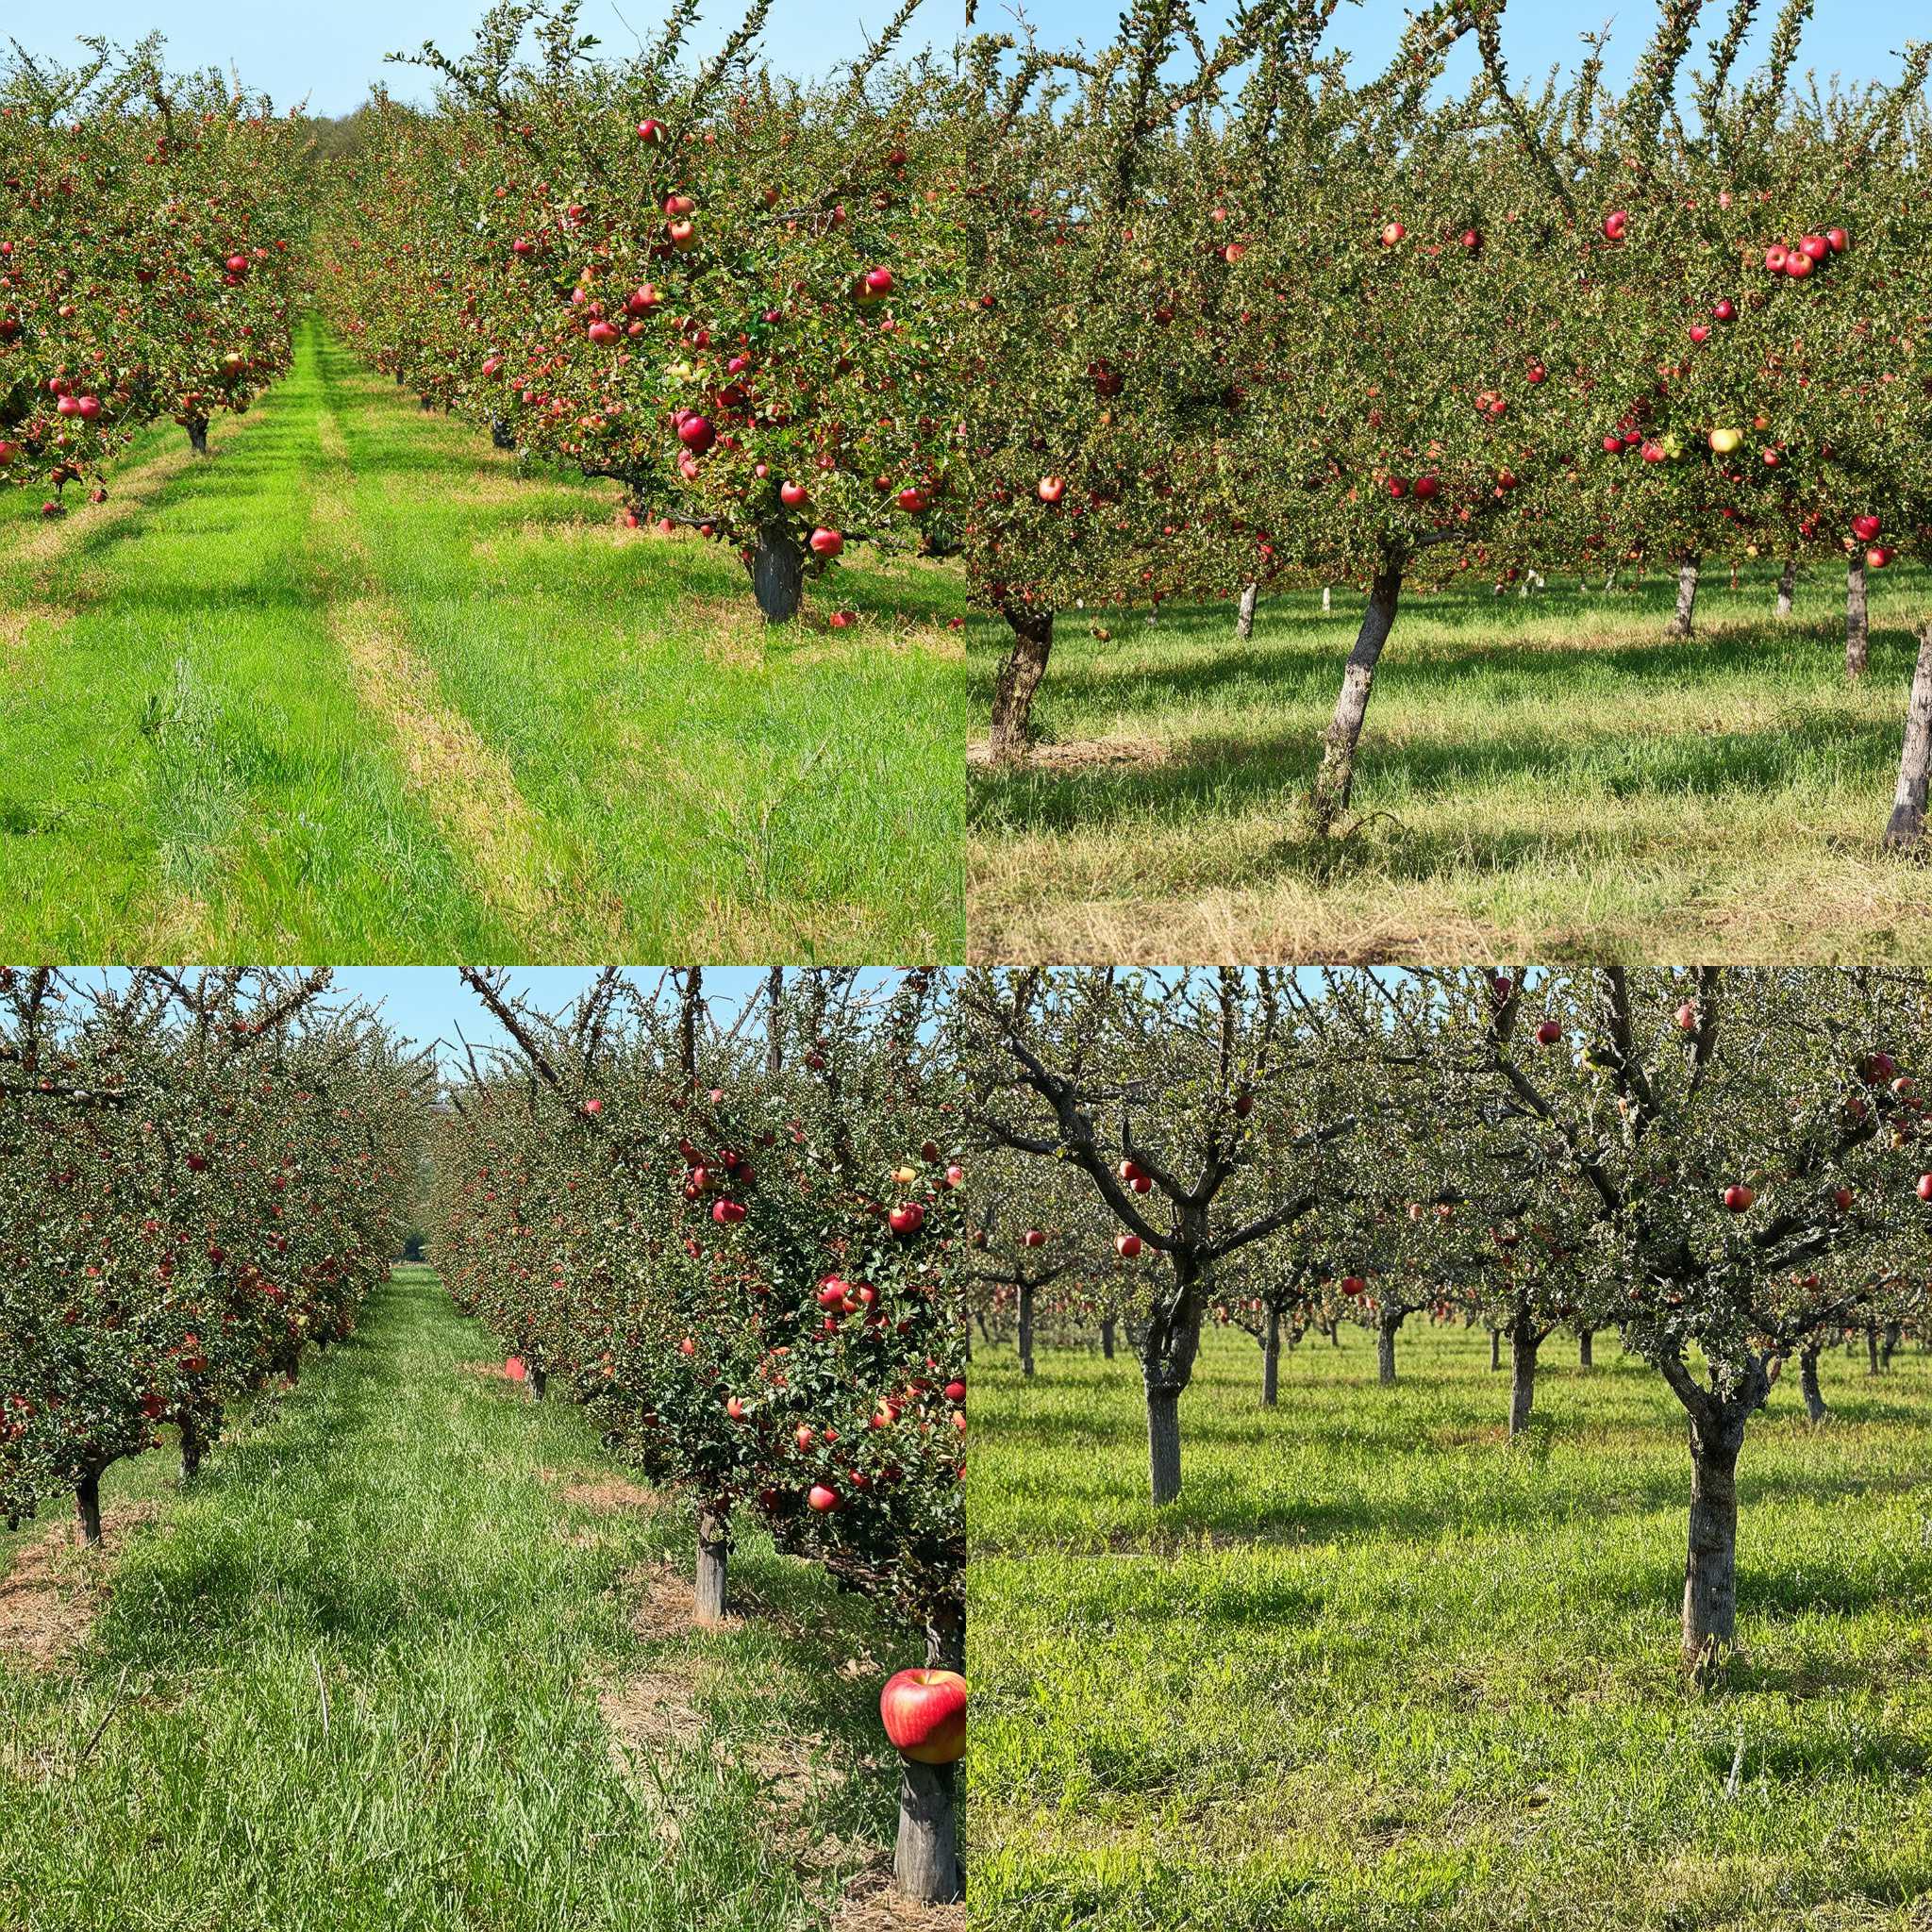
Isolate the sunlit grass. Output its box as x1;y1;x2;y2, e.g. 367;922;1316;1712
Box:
968;564;1932;962
967;1318;1932;1931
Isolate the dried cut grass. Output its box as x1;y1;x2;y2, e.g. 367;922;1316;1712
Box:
0;1503;158;1668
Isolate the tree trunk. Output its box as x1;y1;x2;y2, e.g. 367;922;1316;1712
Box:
694;1509;730;1624
1017;1281;1035;1378
1307;555;1404;835
1322;585;1331;614
1236;581;1258;641
1578;1328;1594;1369
988;607;1054;758
1867;1324;1880;1376
893;1759;961;1905
1666;556;1701;640
1775;557;1795;618
1883;625;1932;851
1846;558;1869;678
1146;1384;1182;1506
1682;1417;1744;1680
490;415;517;452
1800;1344;1827;1424
1261;1306;1280;1407
1328;1320;1341;1348
178;1408;210;1484
1099;1317;1115;1361
1375;1312;1398;1387
1489;1327;1501;1372
527;1365;547;1402
751;523;804;624
1881;1322;1901;1373
924;1604;965;1674
185;416;209;458
1507;1323;1540;1439
75;1472;103;1546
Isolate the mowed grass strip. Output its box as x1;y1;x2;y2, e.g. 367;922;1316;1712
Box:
0;318;964;959
0;340;514;958
308;390;627;956
968;1321;1932;1932
967;565;1932;962
316;333;966;960
0;1268;920;1932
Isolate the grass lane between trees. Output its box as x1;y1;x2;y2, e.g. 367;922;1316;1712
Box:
0;1266;937;1932
969;563;1932;963
968;1318;1932;1932
0;320;964;961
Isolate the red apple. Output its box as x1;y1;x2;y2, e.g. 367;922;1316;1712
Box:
1038;475;1066;504
1115;1233;1141;1259
807;1483;840;1512
880;1668;966;1764
808;527;843;558
1723;1184;1756;1212
1601;210;1628;242
1534;1020;1562;1046
889;1201;925;1236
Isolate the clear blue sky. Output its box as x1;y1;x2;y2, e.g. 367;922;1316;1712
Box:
9;0;1912;118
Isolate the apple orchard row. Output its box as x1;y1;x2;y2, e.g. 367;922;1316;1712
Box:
0;45;309;499
951;965;1932;1682
8;6;1928;831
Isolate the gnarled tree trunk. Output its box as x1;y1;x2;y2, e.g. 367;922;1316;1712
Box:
1507;1322;1540;1439
1236;581;1258;641
1307;555;1404;836
1375;1310;1399;1387
1800;1344;1827;1424
1666;556;1701;640
989;607;1054;758
751;523;805;624
894;1759;961;1905
925;1603;964;1674
1682;1410;1746;1681
1883;625;1932;851
1846;558;1869;678
695;1508;730;1624
185;416;210;458
75;1471;103;1546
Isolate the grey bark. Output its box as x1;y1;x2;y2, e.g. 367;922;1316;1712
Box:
989;607;1054;758
1800;1344;1827;1424
751;523;805;624
1775;557;1795;618
1099;1316;1115;1360
1307;555;1404;835
695;1509;730;1624
1375;1310;1399;1387
894;1759;962;1905
1667;556;1701;640
1578;1327;1595;1369
1508;1322;1541;1438
1846;559;1870;678
185;416;209;458
1489;1326;1501;1372
1682;1411;1745;1679
1017;1281;1035;1378
1147;1385;1183;1506
1261;1305;1280;1407
1883;625;1932;851
1236;581;1258;641
1867;1324;1881;1376
527;1365;547;1402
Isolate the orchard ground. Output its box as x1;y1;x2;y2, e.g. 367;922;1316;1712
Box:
968;1319;1932;1932
0;320;964;962
968;562;1932;962
0;1266;956;1932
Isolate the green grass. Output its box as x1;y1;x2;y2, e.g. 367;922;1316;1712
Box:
967;1319;1932;1931
0;1267;921;1932
967;564;1932;962
0;318;963;960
